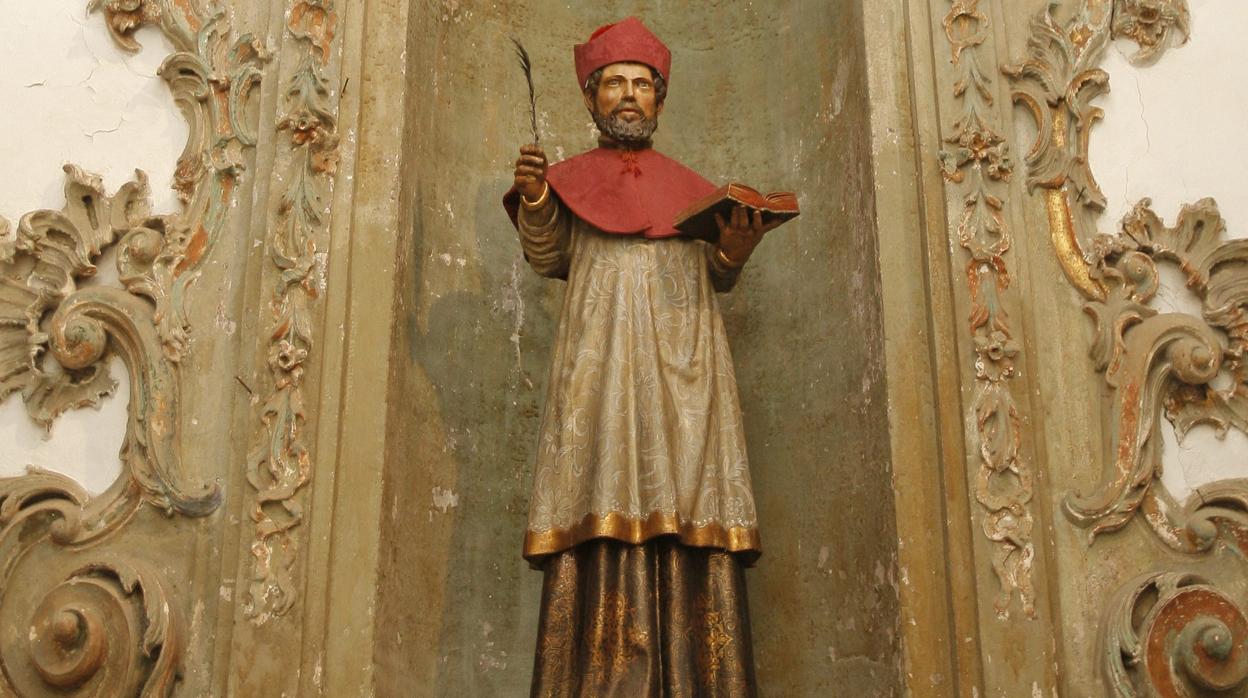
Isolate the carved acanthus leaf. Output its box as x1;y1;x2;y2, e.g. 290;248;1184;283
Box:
1002;5;1109;211
87;0;163;53
23;362;118;430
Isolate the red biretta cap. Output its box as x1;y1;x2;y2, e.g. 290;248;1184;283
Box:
573;17;671;89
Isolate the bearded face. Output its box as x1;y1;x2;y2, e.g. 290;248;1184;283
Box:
584;62;666;145
592;99;659;143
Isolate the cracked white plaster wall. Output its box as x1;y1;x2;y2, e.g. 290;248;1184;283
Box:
1089;0;1248;502
0;0;186;494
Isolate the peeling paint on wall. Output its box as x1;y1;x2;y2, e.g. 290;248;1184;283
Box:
0;0;185;218
431;486;460;515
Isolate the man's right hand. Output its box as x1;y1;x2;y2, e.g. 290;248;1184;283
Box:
514;145;548;201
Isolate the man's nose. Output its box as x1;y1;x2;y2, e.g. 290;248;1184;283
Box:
621;81;635;97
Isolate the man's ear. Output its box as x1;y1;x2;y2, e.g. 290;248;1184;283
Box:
656;101;664;117
582;91;594;113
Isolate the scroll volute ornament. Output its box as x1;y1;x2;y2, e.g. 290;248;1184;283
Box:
3;557;183;697
1105;572;1248;697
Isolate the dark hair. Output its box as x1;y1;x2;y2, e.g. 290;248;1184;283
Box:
583;65;667;104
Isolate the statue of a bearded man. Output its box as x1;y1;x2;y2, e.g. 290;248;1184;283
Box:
504;17;778;696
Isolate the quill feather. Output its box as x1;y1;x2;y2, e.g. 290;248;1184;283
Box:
511;37;540;145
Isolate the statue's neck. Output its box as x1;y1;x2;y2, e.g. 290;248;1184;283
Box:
597;136;652;151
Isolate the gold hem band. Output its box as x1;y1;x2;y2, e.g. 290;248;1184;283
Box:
524;512;761;567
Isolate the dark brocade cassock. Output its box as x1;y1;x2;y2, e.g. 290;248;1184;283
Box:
504;18;760;698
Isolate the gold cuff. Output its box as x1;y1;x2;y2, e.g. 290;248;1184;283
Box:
716;246;745;269
521;182;550;210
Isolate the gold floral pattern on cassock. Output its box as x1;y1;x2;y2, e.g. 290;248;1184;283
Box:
531;538;757;697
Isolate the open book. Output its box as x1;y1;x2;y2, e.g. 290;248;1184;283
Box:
673;183;800;243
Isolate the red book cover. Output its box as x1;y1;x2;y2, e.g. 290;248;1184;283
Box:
673;183;799;243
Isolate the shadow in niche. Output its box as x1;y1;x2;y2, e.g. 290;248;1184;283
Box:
404;178;561;694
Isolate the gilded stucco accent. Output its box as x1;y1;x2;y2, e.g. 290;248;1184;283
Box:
939;0;1037;620
0;1;265;694
244;0;339;622
1005;2;1248;695
1003;5;1112;301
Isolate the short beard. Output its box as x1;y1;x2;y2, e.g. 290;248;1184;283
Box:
592;102;658;145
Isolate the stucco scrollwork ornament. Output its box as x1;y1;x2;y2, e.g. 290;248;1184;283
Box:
1104;571;1248;697
939;0;1037;620
1004;1;1248;555
0;0;267;694
87;0;268;359
1067;199;1248;551
1002;0;1191;295
244;0;339;622
1005;3;1248;693
0;167;217;520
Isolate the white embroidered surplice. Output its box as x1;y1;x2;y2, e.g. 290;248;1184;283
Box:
519;198;761;564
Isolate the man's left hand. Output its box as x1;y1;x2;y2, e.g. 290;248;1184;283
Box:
714;206;781;267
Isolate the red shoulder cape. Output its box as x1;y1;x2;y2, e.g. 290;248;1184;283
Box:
504;146;716;239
